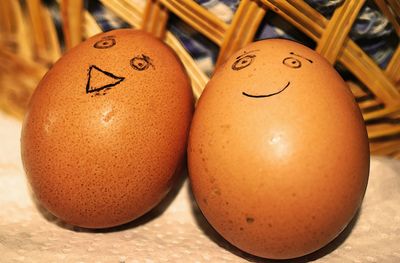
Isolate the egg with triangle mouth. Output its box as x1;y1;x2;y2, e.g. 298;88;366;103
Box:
21;29;193;228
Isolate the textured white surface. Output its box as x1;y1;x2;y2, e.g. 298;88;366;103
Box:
1;111;400;263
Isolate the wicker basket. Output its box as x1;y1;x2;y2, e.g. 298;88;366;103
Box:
0;0;399;158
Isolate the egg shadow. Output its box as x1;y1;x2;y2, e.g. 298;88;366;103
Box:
30;162;188;233
187;181;362;263
28;181;76;231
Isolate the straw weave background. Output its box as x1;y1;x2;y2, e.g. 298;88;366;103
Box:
0;0;399;158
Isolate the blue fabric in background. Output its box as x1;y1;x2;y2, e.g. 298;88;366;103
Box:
191;0;398;73
350;4;398;68
196;0;239;13
86;1;130;31
45;0;398;77
304;0;344;17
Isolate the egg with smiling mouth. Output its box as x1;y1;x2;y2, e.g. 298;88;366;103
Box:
188;39;369;259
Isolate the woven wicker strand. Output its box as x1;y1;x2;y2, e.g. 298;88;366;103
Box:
0;0;399;158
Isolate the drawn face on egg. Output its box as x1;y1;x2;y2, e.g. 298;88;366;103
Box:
86;35;155;97
231;49;314;99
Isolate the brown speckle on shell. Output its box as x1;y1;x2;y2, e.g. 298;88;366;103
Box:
246;217;255;224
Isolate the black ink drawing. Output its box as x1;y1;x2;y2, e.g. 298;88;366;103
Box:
130;54;154;71
86;65;125;95
242;81;290;98
93;36;116;49
282;52;313;68
231;50;259;71
240;52;313;99
283;57;302;68
289;52;313;63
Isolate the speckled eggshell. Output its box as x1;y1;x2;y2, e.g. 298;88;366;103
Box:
188;39;370;259
21;29;193;228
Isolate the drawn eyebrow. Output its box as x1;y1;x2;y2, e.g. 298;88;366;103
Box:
289;52;313;63
236;50;260;59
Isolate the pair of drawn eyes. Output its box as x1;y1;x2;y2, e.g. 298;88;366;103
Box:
94;38;152;71
232;55;302;70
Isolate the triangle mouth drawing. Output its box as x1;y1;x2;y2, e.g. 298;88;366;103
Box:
86;65;125;94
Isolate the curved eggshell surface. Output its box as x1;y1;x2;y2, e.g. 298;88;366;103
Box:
21;29;193;228
188;39;369;259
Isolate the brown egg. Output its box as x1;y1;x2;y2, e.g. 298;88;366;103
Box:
188;39;369;259
21;29;193;228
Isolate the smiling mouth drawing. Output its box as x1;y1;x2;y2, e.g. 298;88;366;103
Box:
242;81;290;98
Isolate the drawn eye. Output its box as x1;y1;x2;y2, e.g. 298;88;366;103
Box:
232;55;255;70
283;57;302;68
93;38;116;49
130;55;153;71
